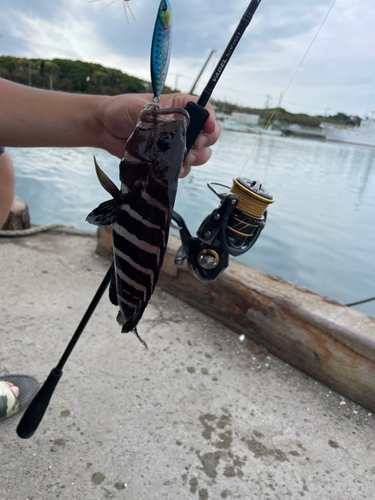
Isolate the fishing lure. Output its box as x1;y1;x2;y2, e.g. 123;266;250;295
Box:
151;0;172;102
86;104;189;345
89;0;135;23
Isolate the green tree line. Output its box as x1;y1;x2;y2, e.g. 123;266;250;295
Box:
211;100;361;128
0;55;170;95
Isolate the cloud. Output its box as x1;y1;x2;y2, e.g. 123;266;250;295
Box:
2;0;375;116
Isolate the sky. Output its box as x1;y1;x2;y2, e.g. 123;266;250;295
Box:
1;0;375;117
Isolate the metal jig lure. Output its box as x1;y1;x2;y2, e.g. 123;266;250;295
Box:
150;0;173;102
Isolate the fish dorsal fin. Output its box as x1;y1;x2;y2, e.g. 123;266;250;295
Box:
94;156;122;201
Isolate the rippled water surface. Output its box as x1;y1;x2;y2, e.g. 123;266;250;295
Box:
8;131;375;317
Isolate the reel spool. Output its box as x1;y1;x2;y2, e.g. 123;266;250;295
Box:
221;178;274;255
173;177;274;281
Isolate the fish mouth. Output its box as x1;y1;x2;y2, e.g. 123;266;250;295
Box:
140;104;190;126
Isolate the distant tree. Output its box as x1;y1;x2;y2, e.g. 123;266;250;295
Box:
327;112;361;126
0;55;147;96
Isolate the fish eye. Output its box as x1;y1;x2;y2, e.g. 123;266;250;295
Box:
161;3;167;12
157;133;173;152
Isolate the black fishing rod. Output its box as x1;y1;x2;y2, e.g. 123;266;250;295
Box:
17;0;264;439
185;0;263;151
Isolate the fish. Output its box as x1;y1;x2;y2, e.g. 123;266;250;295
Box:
86;103;189;346
151;0;173;102
89;0;135;24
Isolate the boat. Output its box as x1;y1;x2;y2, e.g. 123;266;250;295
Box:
320;117;375;147
220;118;257;134
220;119;282;137
281;123;326;140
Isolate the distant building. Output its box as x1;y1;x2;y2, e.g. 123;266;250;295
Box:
231;112;260;126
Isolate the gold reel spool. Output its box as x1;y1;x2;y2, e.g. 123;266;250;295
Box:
228;178;274;237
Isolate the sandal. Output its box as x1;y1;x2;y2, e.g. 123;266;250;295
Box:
0;375;39;421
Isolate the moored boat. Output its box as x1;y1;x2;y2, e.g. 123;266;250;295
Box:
281;123;326;140
320;117;375;147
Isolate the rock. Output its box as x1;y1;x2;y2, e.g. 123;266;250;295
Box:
1;196;31;230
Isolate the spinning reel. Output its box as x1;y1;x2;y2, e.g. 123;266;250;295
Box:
172;178;274;281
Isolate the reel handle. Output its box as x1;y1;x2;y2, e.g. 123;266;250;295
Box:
17;368;62;439
184;101;210;153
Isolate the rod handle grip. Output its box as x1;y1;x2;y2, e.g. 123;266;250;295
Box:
185;102;210;153
17;368;62;439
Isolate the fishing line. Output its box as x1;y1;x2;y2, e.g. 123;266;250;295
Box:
345;296;375;307
239;0;338;176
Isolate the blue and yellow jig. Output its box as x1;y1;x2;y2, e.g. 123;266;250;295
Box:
150;0;173;102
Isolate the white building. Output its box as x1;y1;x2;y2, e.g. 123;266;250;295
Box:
231;112;260;126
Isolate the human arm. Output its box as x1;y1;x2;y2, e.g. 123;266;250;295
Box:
0;79;220;176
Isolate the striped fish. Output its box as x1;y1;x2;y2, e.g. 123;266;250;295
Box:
87;103;189;346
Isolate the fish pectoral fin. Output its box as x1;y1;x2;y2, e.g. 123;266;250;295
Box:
86;199;118;226
94;156;122;200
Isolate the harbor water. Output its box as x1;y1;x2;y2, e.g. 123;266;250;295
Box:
7;131;375;317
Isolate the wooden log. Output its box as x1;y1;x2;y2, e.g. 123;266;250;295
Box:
96;225;113;261
95;230;375;412
1;196;30;230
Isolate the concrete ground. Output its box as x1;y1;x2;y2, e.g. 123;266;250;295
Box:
0;232;374;500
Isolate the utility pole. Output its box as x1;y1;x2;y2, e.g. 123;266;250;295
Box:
273;91;284;123
189;49;217;95
28;61;32;86
264;94;271;110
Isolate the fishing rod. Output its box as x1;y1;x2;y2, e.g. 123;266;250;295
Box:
17;0;265;438
184;0;263;151
174;0;273;281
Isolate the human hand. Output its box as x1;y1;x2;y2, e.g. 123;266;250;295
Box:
96;93;221;178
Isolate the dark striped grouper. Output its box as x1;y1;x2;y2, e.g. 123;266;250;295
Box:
87;103;189;346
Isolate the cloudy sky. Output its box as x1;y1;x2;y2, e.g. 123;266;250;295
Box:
2;0;375;117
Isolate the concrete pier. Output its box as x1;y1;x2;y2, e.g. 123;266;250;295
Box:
1;232;374;499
